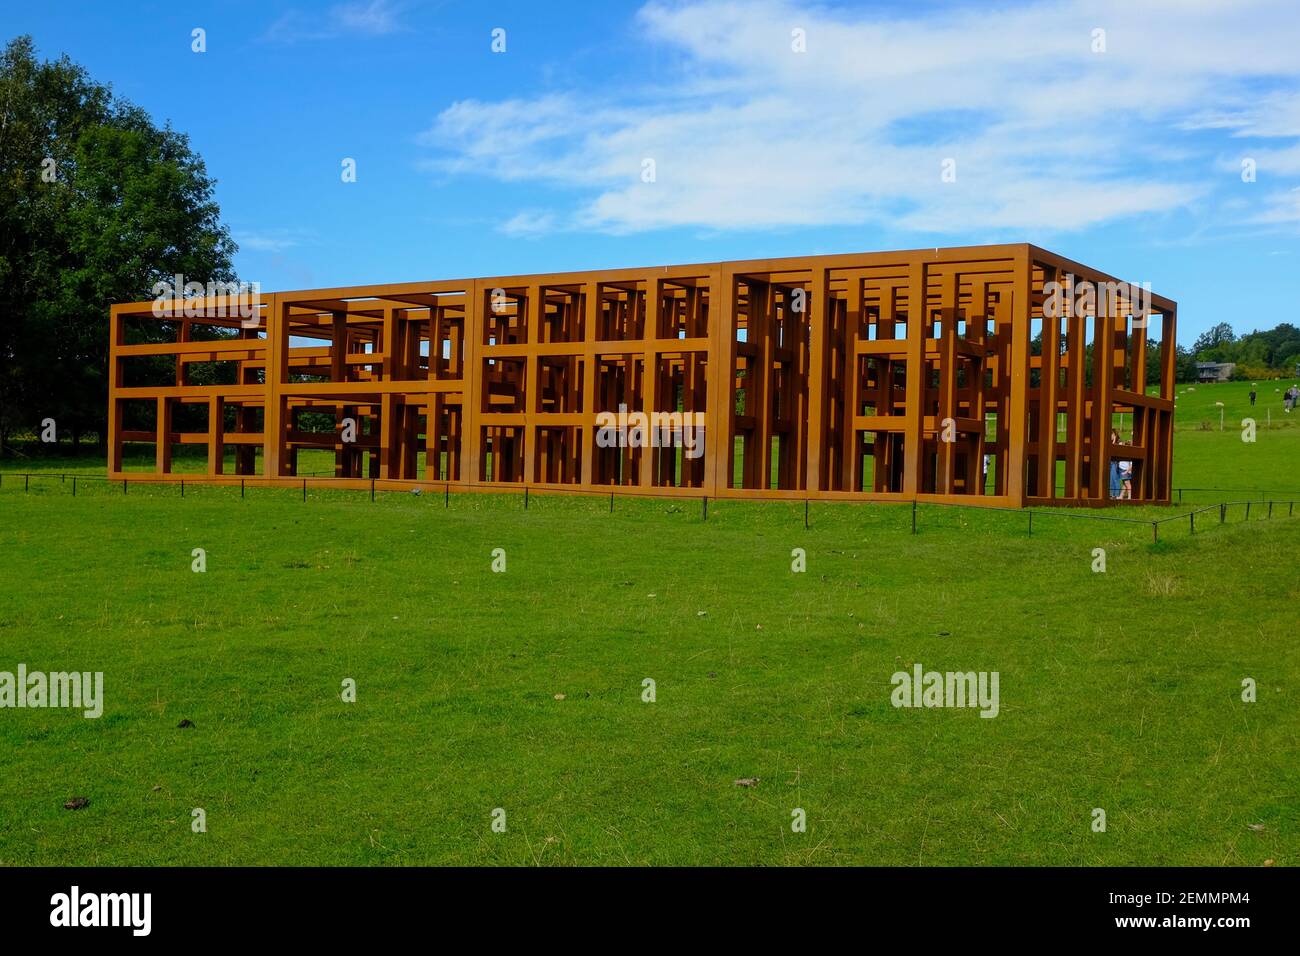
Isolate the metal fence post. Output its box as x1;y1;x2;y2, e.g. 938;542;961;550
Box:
911;500;917;535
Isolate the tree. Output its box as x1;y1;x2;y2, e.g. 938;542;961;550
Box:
0;35;236;454
1191;322;1235;357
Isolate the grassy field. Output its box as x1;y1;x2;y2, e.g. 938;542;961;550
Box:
1;379;1298;865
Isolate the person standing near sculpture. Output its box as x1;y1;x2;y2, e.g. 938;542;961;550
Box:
1109;429;1122;500
1118;459;1134;500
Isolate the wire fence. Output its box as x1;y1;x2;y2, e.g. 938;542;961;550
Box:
2;470;1298;543
1171;486;1300;504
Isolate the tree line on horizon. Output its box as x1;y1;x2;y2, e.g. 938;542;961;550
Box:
1187;321;1300;382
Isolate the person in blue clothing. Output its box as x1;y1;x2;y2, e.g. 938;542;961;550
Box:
1108;428;1122;499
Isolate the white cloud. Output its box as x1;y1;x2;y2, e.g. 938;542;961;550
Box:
498;210;558;238
417;0;1300;236
262;0;405;43
234;229;314;253
333;0;404;34
1251;188;1300;224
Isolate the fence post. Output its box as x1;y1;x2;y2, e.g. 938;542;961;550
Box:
1190;511;1195;534
72;476;76;497
911;500;917;535
1028;511;1033;537
804;499;809;530
1246;501;1251;520
1152;521;1158;544
445;484;450;508
123;479;127;495
25;474;29;493
524;487;529;510
371;478;375;502
241;479;245;499
702;496;708;521
1220;503;1225;524
180;479;184;498
302;478;307;502
1268;500;1273;519
1178;488;1183;505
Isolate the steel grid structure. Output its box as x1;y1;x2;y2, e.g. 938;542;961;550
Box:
107;243;1176;507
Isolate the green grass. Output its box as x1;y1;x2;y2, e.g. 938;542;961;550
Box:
1168;379;1300;502
1;403;1299;866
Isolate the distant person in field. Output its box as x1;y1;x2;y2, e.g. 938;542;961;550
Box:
1287;385;1298;412
1249;386;1257;406
1109;429;1122;499
1118;459;1134;500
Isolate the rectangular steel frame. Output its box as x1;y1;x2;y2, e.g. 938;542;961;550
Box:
107;243;1176;507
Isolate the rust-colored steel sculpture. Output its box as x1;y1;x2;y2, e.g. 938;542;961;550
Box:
107;243;1176;507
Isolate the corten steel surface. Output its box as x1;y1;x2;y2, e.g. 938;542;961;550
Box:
106;243;1176;507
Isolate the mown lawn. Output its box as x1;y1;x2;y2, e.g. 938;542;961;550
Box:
0;390;1298;866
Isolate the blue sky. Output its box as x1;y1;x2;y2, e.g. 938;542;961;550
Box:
9;0;1300;345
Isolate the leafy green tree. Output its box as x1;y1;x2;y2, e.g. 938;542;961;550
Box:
1191;322;1235;358
0;35;236;454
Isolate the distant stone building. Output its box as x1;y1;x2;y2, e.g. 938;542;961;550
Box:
1196;361;1235;383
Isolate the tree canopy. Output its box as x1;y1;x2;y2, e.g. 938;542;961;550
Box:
0;35;236;452
1192;322;1300;380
